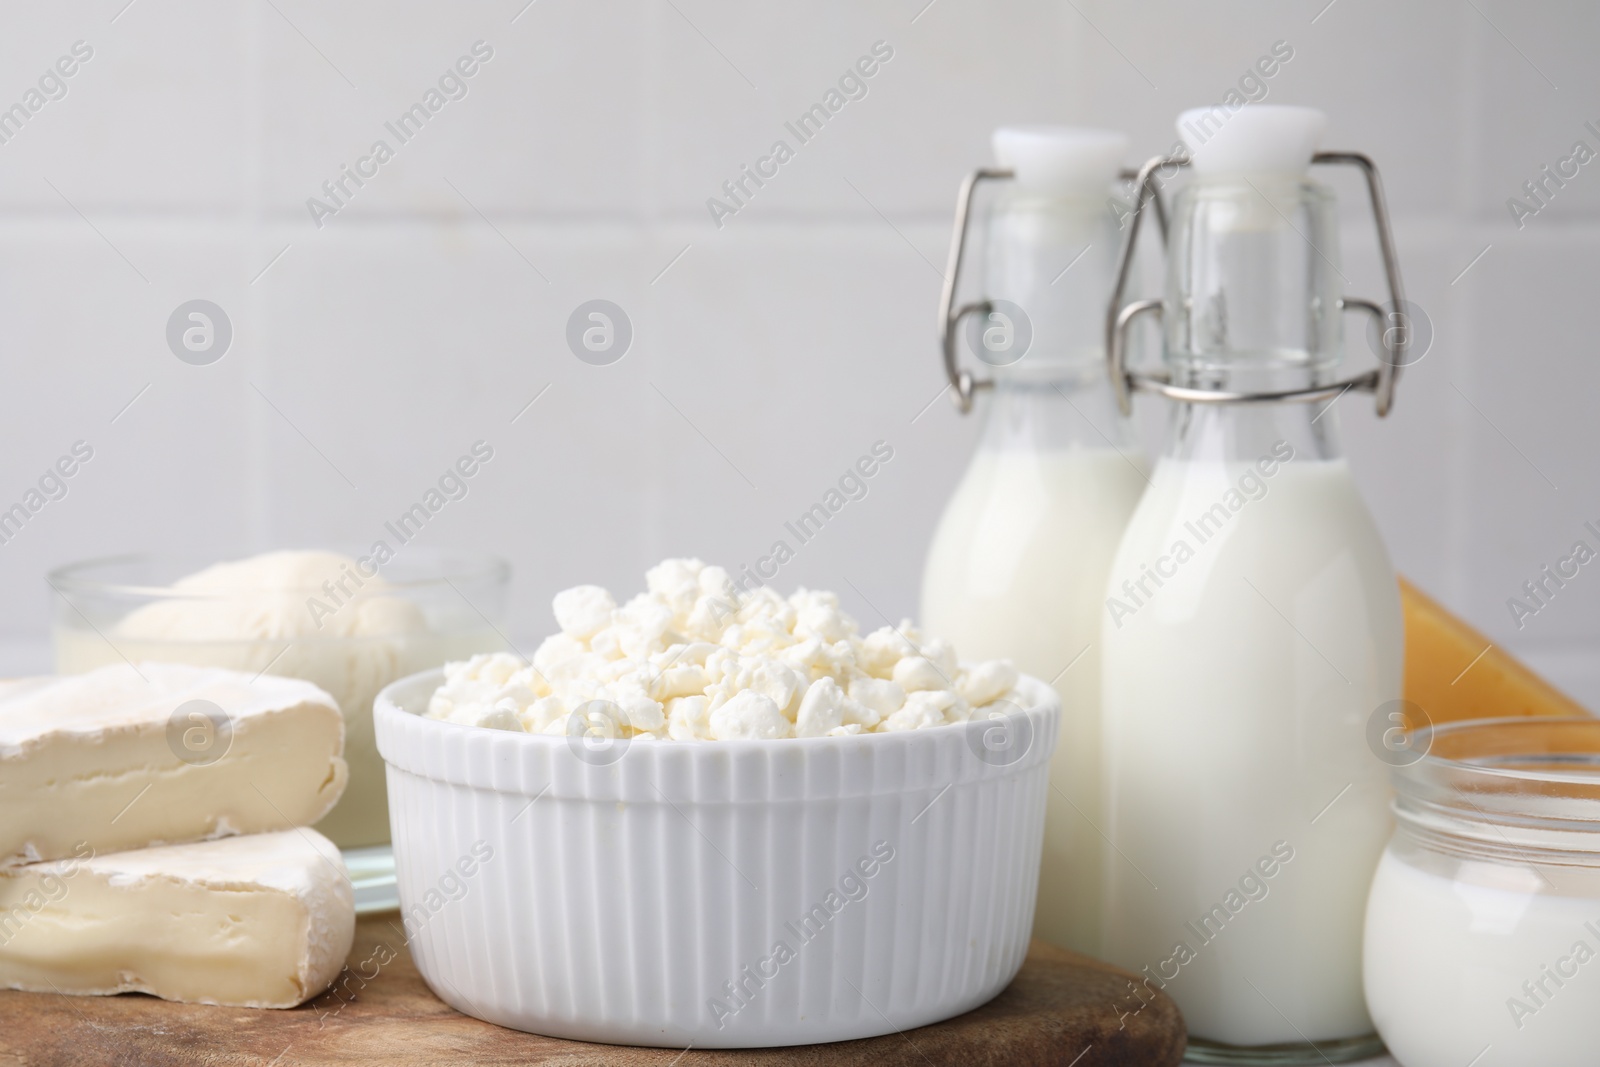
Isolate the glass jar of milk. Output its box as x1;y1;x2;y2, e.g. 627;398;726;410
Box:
1366;717;1600;1067
1100;106;1409;1064
921;126;1148;957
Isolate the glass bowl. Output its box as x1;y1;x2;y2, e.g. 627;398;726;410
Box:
47;547;510;911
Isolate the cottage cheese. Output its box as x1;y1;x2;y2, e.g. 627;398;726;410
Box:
427;559;1021;740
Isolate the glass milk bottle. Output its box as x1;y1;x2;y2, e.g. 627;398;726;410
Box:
920;127;1148;957
1100;106;1407;1064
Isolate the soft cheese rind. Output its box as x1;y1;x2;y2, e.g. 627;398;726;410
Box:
0;829;355;1008
0;662;347;867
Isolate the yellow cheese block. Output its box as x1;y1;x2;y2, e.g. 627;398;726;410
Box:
1400;577;1591;729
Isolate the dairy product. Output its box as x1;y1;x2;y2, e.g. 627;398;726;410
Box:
921;122;1142;956
1400;576;1591;722
1097;103;1405;1058
1363;848;1600;1067
0;662;346;868
103;551;429;641
921;445;1143;954
1365;716;1600;1067
55;550;497;848
427;559;1022;739
1102;457;1400;1046
0;829;354;1008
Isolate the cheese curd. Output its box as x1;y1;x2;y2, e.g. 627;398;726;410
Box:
426;559;1021;741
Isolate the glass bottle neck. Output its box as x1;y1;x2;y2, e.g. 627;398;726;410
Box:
975;370;1139;455
1158;173;1347;465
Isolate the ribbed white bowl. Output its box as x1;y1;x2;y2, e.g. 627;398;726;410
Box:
374;668;1059;1048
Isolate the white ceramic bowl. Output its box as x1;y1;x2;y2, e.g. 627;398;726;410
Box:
374;667;1059;1048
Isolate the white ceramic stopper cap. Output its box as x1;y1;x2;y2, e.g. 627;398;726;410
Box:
992;126;1130;195
1176;105;1326;175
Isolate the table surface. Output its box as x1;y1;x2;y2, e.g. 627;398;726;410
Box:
0;912;1190;1066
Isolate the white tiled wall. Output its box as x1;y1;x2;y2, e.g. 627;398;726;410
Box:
0;0;1594;712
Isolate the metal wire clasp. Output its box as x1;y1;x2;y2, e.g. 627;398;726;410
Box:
938;167;1167;415
937;168;1011;414
1104;152;1407;418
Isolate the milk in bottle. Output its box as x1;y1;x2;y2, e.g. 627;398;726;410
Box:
921;127;1147;956
1100;106;1404;1064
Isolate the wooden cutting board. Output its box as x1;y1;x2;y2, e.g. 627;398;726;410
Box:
0;913;1186;1066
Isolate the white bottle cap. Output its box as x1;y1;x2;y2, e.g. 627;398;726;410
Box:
992;126;1130;196
1176;105;1326;176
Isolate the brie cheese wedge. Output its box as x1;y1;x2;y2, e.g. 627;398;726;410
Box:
0;662;347;867
0;829;355;1008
